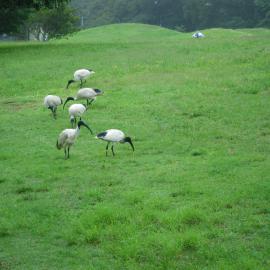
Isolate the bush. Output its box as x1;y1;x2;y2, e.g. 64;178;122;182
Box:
27;6;79;40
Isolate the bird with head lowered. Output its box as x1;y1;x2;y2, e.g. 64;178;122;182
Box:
67;103;87;127
66;69;95;89
63;88;103;109
96;129;134;156
44;95;62;119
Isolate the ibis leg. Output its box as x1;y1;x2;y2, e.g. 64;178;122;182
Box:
106;142;110;156
80;80;83;88
49;107;54;118
88;99;94;107
64;148;67;159
53;107;57;119
67;147;70;159
111;145;115;156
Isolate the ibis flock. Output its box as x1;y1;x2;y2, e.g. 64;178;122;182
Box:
44;68;134;159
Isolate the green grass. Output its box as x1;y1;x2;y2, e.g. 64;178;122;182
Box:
0;23;270;269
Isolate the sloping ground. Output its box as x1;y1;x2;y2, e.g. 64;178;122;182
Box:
58;23;183;43
0;24;270;269
58;23;270;44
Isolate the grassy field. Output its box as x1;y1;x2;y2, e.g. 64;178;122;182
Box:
0;23;270;269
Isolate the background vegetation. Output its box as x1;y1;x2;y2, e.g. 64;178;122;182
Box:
71;0;270;31
0;0;77;39
0;24;269;269
1;0;270;40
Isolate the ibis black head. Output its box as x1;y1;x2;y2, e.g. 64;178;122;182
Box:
93;88;103;95
63;96;74;109
123;137;134;151
78;120;93;134
48;106;53;112
66;79;75;89
70;116;75;127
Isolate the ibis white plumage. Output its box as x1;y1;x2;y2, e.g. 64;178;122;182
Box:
56;120;93;159
68;103;87;127
66;69;95;89
44;95;62;119
63;88;103;108
192;32;205;38
96;129;134;156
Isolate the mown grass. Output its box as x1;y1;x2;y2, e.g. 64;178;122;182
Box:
0;23;269;269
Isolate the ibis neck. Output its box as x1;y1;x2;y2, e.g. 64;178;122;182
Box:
75;126;80;135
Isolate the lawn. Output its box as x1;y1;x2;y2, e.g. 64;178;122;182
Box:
0;24;269;269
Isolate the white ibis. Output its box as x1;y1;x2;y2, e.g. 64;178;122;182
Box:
68;103;87;127
63;88;103;108
192;32;205;38
96;129;134;156
66;69;95;89
44;95;62;119
56;120;93;159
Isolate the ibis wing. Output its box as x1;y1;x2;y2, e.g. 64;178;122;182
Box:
97;130;124;141
77;88;95;99
57;131;68;149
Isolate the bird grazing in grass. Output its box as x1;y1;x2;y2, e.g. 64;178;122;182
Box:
96;129;134;156
192;31;205;38
68;103;87;127
44;95;62;119
56;120;93;159
66;69;95;89
63;88;103;109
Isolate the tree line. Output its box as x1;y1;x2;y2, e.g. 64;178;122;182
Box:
71;0;270;31
1;0;269;40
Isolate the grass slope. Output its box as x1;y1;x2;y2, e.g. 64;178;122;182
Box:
0;24;270;269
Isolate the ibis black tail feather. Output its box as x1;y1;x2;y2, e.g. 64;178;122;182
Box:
96;131;107;139
56;140;61;150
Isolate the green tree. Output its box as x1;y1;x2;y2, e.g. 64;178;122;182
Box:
27;6;79;40
0;0;70;34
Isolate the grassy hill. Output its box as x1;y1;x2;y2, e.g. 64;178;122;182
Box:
0;23;269;269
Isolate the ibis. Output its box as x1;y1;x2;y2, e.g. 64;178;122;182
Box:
56;120;93;159
63;88;103;109
192;32;205;38
68;103;87;127
44;95;62;119
66;69;95;89
96;129;134;156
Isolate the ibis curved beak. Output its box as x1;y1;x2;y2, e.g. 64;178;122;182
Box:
124;137;134;151
66;79;75;89
129;140;135;152
78;120;93;134
63;97;74;110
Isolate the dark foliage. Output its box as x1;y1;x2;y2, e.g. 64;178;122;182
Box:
71;0;270;31
0;0;70;34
